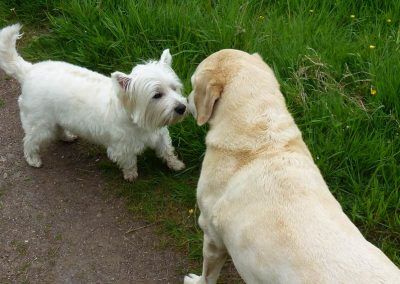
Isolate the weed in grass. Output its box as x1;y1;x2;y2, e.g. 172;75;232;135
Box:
0;0;399;271
11;240;29;256
54;233;62;241
17;261;31;276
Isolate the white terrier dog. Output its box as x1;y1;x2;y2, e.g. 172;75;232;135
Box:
0;24;187;181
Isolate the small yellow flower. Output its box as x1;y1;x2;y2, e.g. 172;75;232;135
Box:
309;9;314;13
369;45;376;49
370;86;377;96
188;209;194;214
350;15;355;18
387;19;392;23
258;15;265;20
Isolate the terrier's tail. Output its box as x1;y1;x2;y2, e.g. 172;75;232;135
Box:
0;24;32;82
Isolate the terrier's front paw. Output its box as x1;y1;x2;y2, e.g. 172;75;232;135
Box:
167;158;185;171
184;274;203;284
123;168;138;182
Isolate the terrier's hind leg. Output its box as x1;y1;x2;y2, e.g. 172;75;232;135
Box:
23;124;57;168
58;127;78;142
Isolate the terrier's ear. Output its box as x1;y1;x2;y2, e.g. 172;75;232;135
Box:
160;49;172;66
196;80;223;126
111;71;132;93
111;71;136;110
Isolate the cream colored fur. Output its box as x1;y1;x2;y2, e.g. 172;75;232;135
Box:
184;49;400;283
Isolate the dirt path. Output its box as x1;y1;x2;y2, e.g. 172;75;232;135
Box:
0;71;186;283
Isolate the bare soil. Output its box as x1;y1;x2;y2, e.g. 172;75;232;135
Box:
0;71;186;283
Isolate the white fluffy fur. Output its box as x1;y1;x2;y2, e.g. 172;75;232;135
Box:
185;49;400;283
0;24;187;181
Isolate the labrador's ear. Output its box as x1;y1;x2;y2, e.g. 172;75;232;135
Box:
252;52;263;61
160;49;172;66
196;80;223;126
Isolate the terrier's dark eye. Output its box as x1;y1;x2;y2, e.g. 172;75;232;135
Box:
153;93;163;99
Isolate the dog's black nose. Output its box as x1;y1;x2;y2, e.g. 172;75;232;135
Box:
174;104;186;115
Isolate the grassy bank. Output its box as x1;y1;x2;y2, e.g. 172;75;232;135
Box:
1;0;399;274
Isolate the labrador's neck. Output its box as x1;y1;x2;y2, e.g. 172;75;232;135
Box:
205;83;311;159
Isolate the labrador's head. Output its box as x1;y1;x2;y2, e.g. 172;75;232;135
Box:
188;49;266;126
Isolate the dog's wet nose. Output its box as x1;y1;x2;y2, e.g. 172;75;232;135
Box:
174;104;186;115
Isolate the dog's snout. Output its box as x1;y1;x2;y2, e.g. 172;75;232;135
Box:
174;104;186;115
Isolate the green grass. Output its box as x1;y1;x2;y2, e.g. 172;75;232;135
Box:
1;0;399;276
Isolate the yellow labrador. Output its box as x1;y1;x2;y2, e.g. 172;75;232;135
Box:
184;49;400;284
